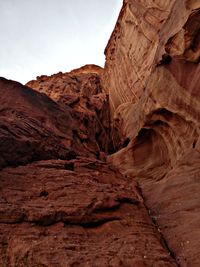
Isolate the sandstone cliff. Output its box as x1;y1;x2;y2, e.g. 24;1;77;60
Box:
103;1;200;266
0;0;200;266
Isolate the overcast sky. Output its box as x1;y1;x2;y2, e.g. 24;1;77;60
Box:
0;0;122;84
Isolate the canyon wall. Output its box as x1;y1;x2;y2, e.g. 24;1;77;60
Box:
0;1;200;266
103;1;200;266
0;68;177;266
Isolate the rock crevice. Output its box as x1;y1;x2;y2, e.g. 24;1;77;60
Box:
0;1;200;266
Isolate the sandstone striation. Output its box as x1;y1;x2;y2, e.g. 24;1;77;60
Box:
26;64;112;155
103;1;200;266
0;0;200;266
0;67;111;169
0;69;177;266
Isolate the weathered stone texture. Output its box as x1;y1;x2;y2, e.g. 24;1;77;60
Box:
0;158;177;267
0;1;200;266
103;1;200;266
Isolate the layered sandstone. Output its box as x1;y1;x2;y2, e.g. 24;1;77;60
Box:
0;1;200;266
0;75;177;266
0;67;111;169
103;1;200;266
26;64;112;155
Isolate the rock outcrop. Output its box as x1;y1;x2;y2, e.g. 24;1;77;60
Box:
0;157;177;266
103;1;200;266
0;66;111;169
26;64;112;155
0;72;177;266
0;1;200;266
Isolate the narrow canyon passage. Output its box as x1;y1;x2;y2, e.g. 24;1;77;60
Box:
0;0;200;266
0;67;179;266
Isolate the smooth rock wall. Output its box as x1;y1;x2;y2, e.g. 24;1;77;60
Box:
103;1;200;266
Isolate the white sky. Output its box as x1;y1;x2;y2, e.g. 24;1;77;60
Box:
0;0;122;84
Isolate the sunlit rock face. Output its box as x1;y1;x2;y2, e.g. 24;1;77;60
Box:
26;64;113;156
0;1;200;266
103;0;200;266
103;0;200;112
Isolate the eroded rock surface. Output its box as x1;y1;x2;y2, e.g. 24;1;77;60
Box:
0;77;79;169
0;1;200;266
0;68;178;266
0;158;177;267
103;1;200;266
0;67;111;169
26;64;112;154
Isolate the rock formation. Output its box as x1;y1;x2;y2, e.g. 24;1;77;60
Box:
103;1;200;266
26;65;112;156
0;0;200;266
0;158;177;266
0;66;111;170
0;69;177;266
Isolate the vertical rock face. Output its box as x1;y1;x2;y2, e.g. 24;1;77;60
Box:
103;0;200;112
103;0;200;266
0;1;200;266
26;64;113;155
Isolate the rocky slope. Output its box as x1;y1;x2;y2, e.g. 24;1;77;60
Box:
0;158;177;267
0;70;178;266
0;0;200;266
103;1;200;266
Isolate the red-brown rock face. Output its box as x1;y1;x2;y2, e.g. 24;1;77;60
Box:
0;158;177;267
103;1;200;266
0;1;200;266
0;66;112;169
26;64;112;155
0;77;79;169
0;67;177;266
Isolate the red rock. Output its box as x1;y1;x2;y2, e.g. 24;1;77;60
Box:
103;1;200;266
1;1;200;266
0;72;110;169
0;158;177;266
26;64;112;155
0;72;177;266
